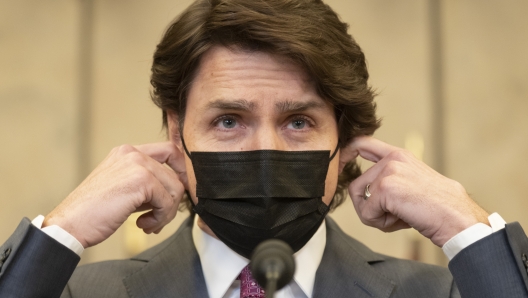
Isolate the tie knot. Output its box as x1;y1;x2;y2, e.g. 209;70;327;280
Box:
239;265;266;298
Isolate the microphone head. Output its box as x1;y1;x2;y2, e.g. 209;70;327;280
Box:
250;239;296;291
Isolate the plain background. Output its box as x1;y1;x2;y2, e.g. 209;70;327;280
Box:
1;0;527;267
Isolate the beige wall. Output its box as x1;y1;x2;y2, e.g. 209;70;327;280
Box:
0;0;80;244
1;0;527;267
443;0;528;229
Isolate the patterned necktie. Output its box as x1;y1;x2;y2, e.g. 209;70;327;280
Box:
239;265;266;298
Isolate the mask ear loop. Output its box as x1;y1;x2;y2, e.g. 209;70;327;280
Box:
329;141;340;161
179;135;196;208
180;135;192;159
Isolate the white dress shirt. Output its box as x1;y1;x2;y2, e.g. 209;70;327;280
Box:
442;212;506;260
191;216;326;298
32;215;84;255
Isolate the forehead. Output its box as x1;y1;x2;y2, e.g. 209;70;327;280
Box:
198;45;312;81
187;46;321;109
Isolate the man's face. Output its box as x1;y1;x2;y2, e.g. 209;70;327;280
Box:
169;45;340;206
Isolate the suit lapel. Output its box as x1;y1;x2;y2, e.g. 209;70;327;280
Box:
312;217;395;298
123;217;209;298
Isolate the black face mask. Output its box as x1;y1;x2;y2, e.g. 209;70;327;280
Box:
182;139;338;258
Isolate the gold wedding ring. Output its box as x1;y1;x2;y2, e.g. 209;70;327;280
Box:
364;184;371;200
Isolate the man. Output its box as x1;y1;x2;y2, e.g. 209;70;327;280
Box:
1;0;527;297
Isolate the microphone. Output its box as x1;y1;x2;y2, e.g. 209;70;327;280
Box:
250;239;296;297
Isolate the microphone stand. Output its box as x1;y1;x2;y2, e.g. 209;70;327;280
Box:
264;260;280;296
250;239;295;298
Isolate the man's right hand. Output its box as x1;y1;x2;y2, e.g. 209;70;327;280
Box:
42;142;188;248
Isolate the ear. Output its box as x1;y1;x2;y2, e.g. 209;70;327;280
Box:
165;110;192;191
166;110;183;150
338;141;359;174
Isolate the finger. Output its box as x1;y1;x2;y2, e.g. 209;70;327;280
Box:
135;142;189;189
347;155;394;207
135;142;187;174
134;202;155;213
137;211;159;234
136;176;179;233
122;147;187;201
141;200;178;234
347;136;399;163
350;180;386;227
347;159;404;230
137;211;159;233
146;160;186;201
379;219;412;232
351;183;411;232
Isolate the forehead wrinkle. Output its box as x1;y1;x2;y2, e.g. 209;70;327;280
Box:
205;59;313;85
209;71;311;88
275;100;327;113
205;98;257;112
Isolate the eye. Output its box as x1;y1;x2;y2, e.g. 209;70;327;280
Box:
222;118;236;128
286;115;313;130
212;115;240;130
291;119;306;129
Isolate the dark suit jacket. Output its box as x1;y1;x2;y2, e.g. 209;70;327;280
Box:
1;216;528;297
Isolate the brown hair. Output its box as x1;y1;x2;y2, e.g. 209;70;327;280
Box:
151;0;380;212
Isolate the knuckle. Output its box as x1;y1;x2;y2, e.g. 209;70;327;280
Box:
387;149;410;162
170;187;184;203
166;192;177;206
359;218;371;226
382;161;400;176
449;179;466;194
115;144;136;155
361;216;377;228
358;210;371;225
130;166;153;184
125;151;147;164
378;176;393;193
163;176;183;198
359;207;373;223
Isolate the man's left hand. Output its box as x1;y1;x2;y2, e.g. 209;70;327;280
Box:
340;136;490;247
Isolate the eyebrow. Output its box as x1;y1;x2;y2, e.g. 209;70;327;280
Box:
275;100;327;113
206;99;256;112
205;98;327;113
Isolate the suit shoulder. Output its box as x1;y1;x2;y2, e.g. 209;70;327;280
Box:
377;254;452;280
65;217;195;297
337;226;454;290
378;256;456;297
66;259;146;297
323;217;456;297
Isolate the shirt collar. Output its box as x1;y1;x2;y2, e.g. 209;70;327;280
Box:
192;215;326;298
